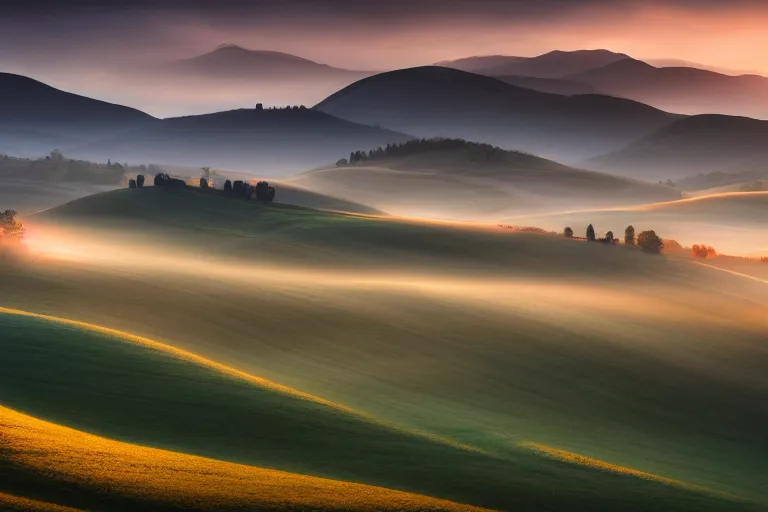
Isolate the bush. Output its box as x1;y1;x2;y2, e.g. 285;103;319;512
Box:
0;210;24;241
624;225;635;245
691;244;717;258
601;231;615;244
128;179;137;188
637;230;663;253
224;180;232;191
563;227;573;238
136;174;145;188
154;173;186;188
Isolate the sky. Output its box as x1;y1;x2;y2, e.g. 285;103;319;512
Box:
2;0;767;114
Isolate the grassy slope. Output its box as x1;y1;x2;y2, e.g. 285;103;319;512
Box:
287;147;680;219
1;188;765;509
506;191;768;256
1;313;749;512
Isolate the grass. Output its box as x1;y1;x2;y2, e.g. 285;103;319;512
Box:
1;406;492;512
2;187;766;510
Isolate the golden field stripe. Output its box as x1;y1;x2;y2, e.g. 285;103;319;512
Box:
519;442;743;502
0;406;492;512
0;492;84;512
0;306;487;455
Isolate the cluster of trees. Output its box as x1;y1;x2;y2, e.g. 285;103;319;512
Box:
691;244;717;258
254;104;307;111
342;138;509;165
128;174;146;188
0;210;24;241
204;178;275;202
564;224;664;253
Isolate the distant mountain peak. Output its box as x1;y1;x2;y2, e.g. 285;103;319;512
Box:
215;42;244;51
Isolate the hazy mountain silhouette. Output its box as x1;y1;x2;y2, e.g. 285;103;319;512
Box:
588;114;768;179
438;50;629;78
493;75;600;96
315;66;679;163
0;72;154;154
169;44;371;81
434;55;527;73
568;58;768;119
646;58;760;77
76;107;411;175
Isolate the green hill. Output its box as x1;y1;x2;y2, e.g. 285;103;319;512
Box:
1;187;765;510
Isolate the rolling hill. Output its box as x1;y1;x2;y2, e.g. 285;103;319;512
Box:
587;114;768;180
314;66;679;163
567;58;768;119
492;75;601;96
437;49;629;77
507;191;768;256
3;187;765;510
72;107;411;175
0;73;155;156
289;139;681;219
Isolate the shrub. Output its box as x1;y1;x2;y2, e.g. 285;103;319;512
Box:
624;225;635;245
128;179;137;188
691;244;717;258
0;210;24;240
563;227;573;238
637;230;664;253
136;174;145;188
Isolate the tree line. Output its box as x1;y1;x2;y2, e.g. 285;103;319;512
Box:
564;224;664;253
128;170;275;202
339;138;518;165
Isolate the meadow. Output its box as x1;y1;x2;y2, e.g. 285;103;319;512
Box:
1;187;766;511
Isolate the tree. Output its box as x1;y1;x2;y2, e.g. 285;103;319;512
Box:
0;210;24;241
637;230;664;253
224;179;232;191
201;167;211;180
336;158;348;166
136;174;145;188
603;231;614;244
200;177;209;189
128;179;137;188
691;244;717;258
624;225;635;245
563;227;573;238
586;224;596;242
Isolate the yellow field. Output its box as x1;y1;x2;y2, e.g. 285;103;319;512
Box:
0;405;491;512
0;492;83;512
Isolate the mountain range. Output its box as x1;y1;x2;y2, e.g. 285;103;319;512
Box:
315;66;678;163
3;48;768;182
439;50;768;119
436;49;630;77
